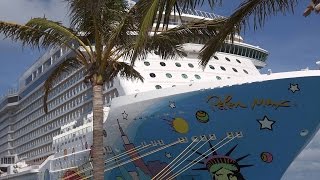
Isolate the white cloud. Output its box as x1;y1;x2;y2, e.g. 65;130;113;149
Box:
0;0;68;24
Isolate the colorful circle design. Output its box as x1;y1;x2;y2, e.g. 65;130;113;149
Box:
172;117;189;134
261;152;273;163
195;110;210;123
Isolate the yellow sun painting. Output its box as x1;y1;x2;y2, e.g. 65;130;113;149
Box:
171;117;189;134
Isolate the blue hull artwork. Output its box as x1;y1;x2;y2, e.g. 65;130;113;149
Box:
103;76;320;180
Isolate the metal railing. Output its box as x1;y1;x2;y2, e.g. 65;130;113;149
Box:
181;9;224;19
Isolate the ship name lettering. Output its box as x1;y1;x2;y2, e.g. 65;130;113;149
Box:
207;95;247;111
251;99;291;110
207;95;291;111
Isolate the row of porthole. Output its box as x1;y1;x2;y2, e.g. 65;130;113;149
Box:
208;65;249;74
144;57;241;67
144;61;195;68
214;56;242;64
144;61;248;74
155;76;223;89
150;73;201;79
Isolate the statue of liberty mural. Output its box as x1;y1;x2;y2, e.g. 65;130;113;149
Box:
193;144;253;180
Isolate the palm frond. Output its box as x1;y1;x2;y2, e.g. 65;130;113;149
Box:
199;0;297;66
303;0;320;17
0;19;90;66
27;18;93;63
133;0;221;55
126;18;226;64
43;57;82;113
100;5;141;70
103;61;144;83
66;0;127;37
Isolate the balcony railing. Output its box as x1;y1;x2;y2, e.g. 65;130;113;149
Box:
182;9;224;19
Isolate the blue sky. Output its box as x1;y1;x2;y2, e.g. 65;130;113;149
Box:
0;0;319;179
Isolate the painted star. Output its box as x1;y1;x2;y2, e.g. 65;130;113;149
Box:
165;152;172;159
257;116;275;131
289;83;300;93
122;111;128;120
169;101;176;109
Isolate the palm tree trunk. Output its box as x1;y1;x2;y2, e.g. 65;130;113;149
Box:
92;84;105;180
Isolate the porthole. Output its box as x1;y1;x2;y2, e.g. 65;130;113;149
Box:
220;66;226;71
194;74;201;79
232;68;238;72
144;61;150;66
160;62;166;66
209;65;215;70
166;73;172;78
175;62;181;67
155;85;162;89
236;59;241;63
225;57;230;62
213;56;219;60
216;76;222;80
188;63;194;68
243;69;249;74
181;74;188;79
150;73;156;78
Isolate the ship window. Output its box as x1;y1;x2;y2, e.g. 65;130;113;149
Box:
209;65;215;70
175;62;181;67
160;62;166;66
188;63;194;68
144;61;150;66
194;74;201;79
166;73;172;78
220;66;226;71
213;56;219;60
236;59;241;63
216;76;222;80
225;57;231;62
149;73;156;78
243;69;249;74
232;68;238;72
181;74;188;79
155;85;162;89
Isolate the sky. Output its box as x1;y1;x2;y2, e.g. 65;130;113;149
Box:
0;0;320;179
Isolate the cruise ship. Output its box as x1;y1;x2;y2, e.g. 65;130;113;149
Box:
1;3;320;180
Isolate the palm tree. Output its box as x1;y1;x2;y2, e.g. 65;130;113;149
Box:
303;0;320;16
0;0;223;179
134;0;310;67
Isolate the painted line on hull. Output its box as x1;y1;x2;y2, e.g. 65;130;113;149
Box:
104;140;181;172
167;135;239;180
158;136;223;180
104;144;152;164
55;145;155;179
56;160;94;180
152;138;201;180
57;166;93;180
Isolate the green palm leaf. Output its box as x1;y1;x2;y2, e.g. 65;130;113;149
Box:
103;61;144;83
199;0;297;66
